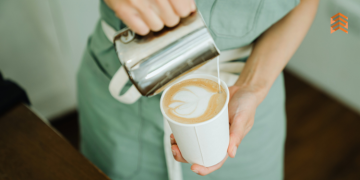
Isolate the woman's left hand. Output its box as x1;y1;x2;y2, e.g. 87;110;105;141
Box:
226;85;262;158
170;85;263;176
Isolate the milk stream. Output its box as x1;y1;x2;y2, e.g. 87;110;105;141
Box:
217;56;221;93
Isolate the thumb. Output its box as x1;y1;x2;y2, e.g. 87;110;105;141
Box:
228;113;246;158
228;86;240;99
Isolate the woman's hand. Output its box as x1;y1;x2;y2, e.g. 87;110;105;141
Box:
104;0;196;35
170;85;263;176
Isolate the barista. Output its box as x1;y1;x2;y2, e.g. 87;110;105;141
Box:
77;0;319;179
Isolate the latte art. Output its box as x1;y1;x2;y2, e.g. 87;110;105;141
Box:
163;78;227;124
169;86;215;118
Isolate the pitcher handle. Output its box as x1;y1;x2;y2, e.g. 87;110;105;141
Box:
109;66;142;104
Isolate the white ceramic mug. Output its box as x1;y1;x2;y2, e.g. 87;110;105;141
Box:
160;74;230;167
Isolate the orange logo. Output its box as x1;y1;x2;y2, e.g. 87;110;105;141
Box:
331;13;348;34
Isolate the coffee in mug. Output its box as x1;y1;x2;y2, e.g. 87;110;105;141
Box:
162;78;226;124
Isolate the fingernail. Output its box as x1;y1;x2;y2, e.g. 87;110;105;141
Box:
172;150;176;156
191;1;196;11
192;169;199;174
170;137;174;143
232;146;237;157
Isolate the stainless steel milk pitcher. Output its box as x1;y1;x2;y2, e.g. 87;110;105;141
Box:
113;11;220;97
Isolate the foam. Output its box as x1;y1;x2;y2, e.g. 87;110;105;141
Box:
162;78;226;124
169;85;215;118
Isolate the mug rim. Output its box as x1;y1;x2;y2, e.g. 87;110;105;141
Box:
160;73;230;127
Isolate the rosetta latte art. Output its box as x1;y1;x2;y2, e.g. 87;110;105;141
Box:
162;78;227;124
169;86;215;118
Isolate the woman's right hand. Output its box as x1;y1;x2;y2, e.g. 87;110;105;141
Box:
104;0;196;35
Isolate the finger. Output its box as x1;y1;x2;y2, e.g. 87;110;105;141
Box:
170;134;177;145
169;0;194;17
113;3;150;35
171;144;188;163
133;2;164;32
191;154;228;176
155;0;180;27
228;131;242;158
227;112;255;158
190;0;196;12
228;112;248;158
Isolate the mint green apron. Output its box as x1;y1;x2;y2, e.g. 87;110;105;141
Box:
77;0;299;179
